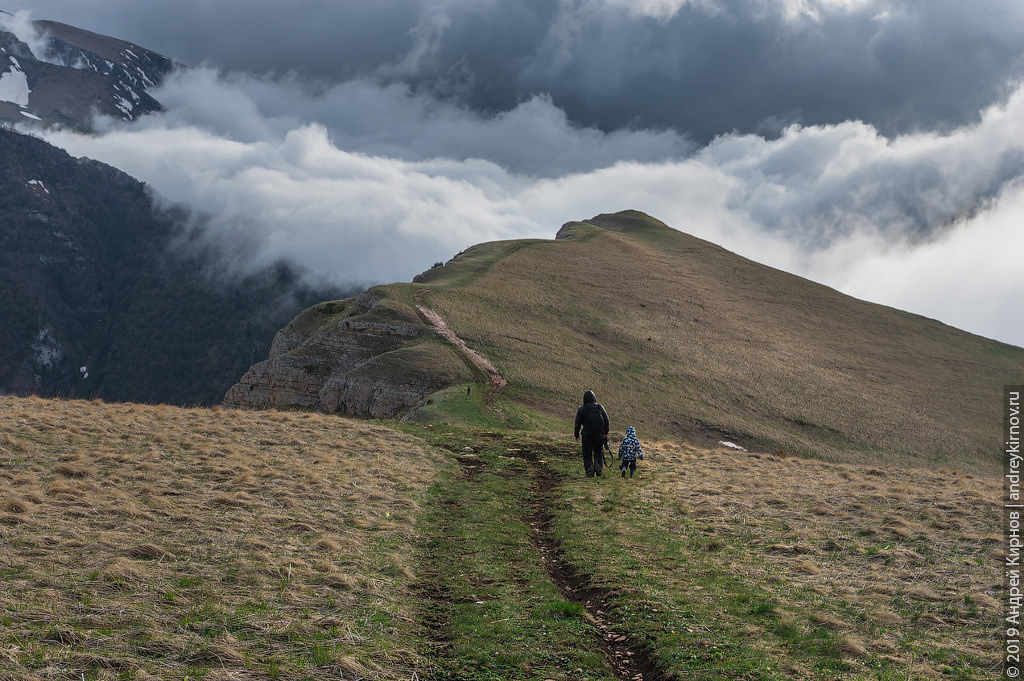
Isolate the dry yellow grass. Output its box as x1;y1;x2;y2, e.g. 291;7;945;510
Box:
409;211;1023;472
586;439;1001;679
0;395;442;680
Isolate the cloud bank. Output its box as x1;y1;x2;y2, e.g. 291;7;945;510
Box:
13;0;1024;140
7;1;1024;345
42;70;1024;344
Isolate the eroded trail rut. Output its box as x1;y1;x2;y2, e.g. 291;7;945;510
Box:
411;302;666;678
514;447;666;681
415;302;506;402
413;450;488;668
419;438;668;680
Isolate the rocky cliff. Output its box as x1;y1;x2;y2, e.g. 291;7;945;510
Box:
224;290;475;418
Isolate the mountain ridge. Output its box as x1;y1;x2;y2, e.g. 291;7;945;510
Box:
0;16;172;128
227;210;1023;472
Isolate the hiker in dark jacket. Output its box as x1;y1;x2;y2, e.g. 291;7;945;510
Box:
574;390;610;477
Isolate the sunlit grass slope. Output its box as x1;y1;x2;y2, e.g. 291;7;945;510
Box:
406;210;1023;472
0;395;441;680
552;439;1001;679
0;396;1003;680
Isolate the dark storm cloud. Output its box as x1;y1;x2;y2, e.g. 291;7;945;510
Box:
16;1;422;79
15;0;1024;141
427;0;1024;140
7;1;1024;345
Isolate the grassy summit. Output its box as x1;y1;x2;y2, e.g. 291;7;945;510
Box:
390;210;1022;472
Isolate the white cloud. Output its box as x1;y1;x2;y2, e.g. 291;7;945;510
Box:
43;122;540;287
100;66;695;175
0;10;56;64
37;70;1024;346
833;179;1024;345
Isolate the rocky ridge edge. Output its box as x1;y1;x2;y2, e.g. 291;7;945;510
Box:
224;291;461;418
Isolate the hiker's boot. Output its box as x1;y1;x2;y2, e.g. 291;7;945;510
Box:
621;468;626;478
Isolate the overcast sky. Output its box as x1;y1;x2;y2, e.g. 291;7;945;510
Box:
5;0;1024;346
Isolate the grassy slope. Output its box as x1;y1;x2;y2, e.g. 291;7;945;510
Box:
406;210;1024;472
0;397;1002;679
0;396;440;680
550;441;1001;680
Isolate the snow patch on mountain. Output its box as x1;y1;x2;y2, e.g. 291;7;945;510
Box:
115;95;133;116
53;42;164;94
0;57;29;106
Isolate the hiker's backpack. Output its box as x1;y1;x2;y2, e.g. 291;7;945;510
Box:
584;403;605;434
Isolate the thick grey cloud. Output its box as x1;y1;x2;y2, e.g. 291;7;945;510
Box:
39;75;1024;345
13;0;1024;141
128;68;695;175
7;1;1024;346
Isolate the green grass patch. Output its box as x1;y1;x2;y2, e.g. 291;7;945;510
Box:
406;383;506;429
411;428;613;680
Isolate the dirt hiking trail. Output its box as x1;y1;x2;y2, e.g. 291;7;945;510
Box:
413;294;667;678
517;445;667;681
416;304;506;402
420;433;669;681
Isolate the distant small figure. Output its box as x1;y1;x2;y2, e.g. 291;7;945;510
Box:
467;386;471;396
574;390;610;477
618;426;644;478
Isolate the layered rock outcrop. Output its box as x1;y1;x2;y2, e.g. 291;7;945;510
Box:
224;290;473;418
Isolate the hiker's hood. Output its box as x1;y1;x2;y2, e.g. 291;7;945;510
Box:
583;390;596;404
624;426;637;439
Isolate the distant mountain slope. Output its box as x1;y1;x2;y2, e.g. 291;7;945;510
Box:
0;17;172;129
0;127;341;404
228;210;1024;471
